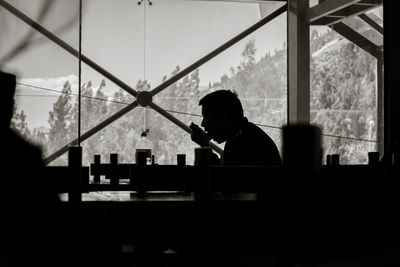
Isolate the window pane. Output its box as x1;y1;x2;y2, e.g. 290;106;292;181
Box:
75;0;287;166
68;0;145;166
366;7;383;27
151;2;287;164
82;0;145;87
1;0;79;166
1;0;79;51
80;107;143;166
3;0;287;166
310;25;381;164
146;0;286;87
342;9;383;47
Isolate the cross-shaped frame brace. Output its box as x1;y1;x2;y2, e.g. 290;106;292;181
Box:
0;0;287;165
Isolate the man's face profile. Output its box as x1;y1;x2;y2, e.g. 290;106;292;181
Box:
201;106;229;144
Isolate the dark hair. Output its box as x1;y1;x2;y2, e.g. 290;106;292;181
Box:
1;71;17;127
199;90;244;123
1;71;16;97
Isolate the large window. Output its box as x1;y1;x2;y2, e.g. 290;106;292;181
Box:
1;0;80;165
310;6;383;164
1;0;384;166
1;0;287;166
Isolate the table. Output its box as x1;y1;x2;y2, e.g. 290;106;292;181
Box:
49;164;400;266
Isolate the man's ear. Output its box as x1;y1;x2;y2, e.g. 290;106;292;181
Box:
220;113;234;129
218;113;229;122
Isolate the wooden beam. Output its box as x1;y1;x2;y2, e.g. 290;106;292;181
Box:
328;3;380;17
358;0;382;5
287;0;310;124
311;3;382;25
178;0;286;2
311;16;345;26
309;0;382;26
359;13;383;35
307;0;362;23
332;22;381;58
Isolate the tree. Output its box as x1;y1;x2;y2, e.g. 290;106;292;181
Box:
11;108;31;139
240;39;257;70
68;81;100;164
241;39;257;70
15;28;379;166
311;38;378;164
48;80;73;162
311;29;319;41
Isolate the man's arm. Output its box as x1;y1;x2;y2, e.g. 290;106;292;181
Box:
190;122;210;147
190;123;221;165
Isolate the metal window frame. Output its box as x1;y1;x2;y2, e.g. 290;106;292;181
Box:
1;0;385;164
304;0;384;157
0;0;286;164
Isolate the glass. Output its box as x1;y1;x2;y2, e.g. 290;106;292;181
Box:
80;107;145;166
309;0;319;8
75;0;145;166
1;0;79;53
146;0;286;88
310;23;381;164
81;0;145;88
366;7;383;27
3;0;287;166
1;0;79;166
150;2;287;164
342;8;383;47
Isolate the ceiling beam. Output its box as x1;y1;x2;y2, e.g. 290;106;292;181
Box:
175;0;286;3
359;13;383;35
311;3;382;25
326;3;379;17
332;22;381;58
306;0;362;23
308;0;383;26
356;0;382;5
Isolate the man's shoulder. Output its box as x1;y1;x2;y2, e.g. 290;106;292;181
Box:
6;130;43;159
245;121;263;132
243;121;274;141
225;120;281;166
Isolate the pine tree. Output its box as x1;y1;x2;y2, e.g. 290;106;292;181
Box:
241;39;256;69
48;80;73;160
11;104;31;140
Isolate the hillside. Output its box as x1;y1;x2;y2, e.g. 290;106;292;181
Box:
12;27;378;165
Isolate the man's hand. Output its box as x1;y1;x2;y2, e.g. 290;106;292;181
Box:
190;122;211;147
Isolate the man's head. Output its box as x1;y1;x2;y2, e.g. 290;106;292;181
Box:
199;90;244;143
0;71;16;128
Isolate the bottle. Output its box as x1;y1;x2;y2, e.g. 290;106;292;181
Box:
331;154;340;165
135;129;153;165
326;154;331;166
368;152;379;165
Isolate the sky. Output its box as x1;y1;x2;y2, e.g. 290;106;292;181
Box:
1;0;288;128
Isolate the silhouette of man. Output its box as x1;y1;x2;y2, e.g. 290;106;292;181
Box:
1;71;124;267
1;71;62;267
191;89;281;166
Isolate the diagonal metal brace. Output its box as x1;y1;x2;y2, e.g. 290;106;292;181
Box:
44;102;139;165
0;0;138;97
2;0;286;164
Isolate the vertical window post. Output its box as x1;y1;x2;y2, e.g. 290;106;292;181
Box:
287;0;310;125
